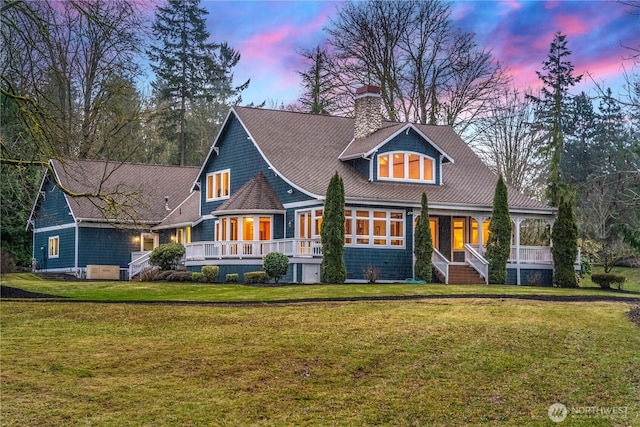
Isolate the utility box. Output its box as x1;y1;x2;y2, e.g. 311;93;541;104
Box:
86;265;120;280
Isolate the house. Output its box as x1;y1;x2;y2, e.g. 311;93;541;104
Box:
30;85;559;284
27;160;199;279
184;85;557;285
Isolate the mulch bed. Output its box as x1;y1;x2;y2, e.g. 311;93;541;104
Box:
0;285;65;299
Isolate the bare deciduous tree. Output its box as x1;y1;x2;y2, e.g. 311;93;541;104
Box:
472;89;546;198
325;0;509;132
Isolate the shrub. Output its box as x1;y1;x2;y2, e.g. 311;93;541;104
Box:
485;175;511;284
154;270;174;281
149;243;185;270
263;252;289;284
244;271;269;284
591;273;626;291
201;265;220;283
551;199;578;288
192;272;204;282
363;266;380;283
154;270;192;282
138;266;160;282
321;172;346;283
414;192;433;282
225;273;238;283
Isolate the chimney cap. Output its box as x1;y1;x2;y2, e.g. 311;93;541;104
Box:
355;85;380;96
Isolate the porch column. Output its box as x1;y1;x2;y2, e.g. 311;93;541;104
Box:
473;216;488;256
512;217;523;285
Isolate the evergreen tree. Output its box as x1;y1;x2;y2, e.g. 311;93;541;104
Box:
321;172;346;283
551;198;578;287
529;32;582;206
148;0;220;166
485;175;512;284
297;46;339;115
414;192;433;282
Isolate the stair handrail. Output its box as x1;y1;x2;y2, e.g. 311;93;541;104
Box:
464;244;489;284
431;248;450;284
128;251;152;279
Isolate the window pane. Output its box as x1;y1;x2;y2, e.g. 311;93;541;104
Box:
423;157;434;181
230;218;238;240
471;219;479;245
379;155;389;178
429;219;437;247
390;221;403;237
453;219;464;249
483;220;491;245
393;153;404;178
207;175;214;199
408;154;420;179
243;217;254;240
344;218;352;244
390;212;403;220
373;218;385;245
259;217;271;240
223;171;229;196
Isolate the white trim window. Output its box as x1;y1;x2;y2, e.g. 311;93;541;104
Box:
206;169;230;201
345;209;405;247
296;208;323;239
378;151;435;183
48;236;59;258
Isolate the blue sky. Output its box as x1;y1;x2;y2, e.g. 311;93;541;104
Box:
188;0;639;106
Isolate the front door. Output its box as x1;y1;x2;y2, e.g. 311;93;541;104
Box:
141;233;158;252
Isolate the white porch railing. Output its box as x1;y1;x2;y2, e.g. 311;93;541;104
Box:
128;251;151;279
464;244;488;284
509;246;553;264
185;239;322;261
431;248;450;284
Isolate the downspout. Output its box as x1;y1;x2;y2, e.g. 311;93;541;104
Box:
75;223;79;276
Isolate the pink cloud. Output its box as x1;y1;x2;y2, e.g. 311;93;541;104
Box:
554;14;589;37
498;0;523;15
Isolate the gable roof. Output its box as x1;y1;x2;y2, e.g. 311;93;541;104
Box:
154;191;201;230
339;122;454;164
227;107;550;213
34;159;199;225
213;172;285;215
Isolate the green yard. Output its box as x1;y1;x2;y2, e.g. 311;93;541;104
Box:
1;274;639;426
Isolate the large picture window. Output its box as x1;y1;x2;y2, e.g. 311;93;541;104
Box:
378;151;435;183
345;209;405;247
206;169;230;201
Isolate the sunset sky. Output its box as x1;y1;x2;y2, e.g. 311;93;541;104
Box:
191;0;638;106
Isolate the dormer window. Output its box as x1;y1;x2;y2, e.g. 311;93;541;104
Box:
378;151;435;183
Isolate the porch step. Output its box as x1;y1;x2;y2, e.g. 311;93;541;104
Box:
447;265;486;285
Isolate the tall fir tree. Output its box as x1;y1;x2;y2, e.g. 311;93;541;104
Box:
551;198;578;287
297;46;338;115
321;172;346;283
414;192;433;282
148;0;220;166
485;175;512;284
529;32;582;207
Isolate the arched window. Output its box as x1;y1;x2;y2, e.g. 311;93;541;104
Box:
378;151;435;183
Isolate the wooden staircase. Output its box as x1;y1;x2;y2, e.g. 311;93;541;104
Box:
446;264;486;285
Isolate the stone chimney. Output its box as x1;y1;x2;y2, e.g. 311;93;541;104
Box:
354;85;382;139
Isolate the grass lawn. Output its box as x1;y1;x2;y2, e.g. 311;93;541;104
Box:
2;272;639;303
2;272;639;425
1;299;639;426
